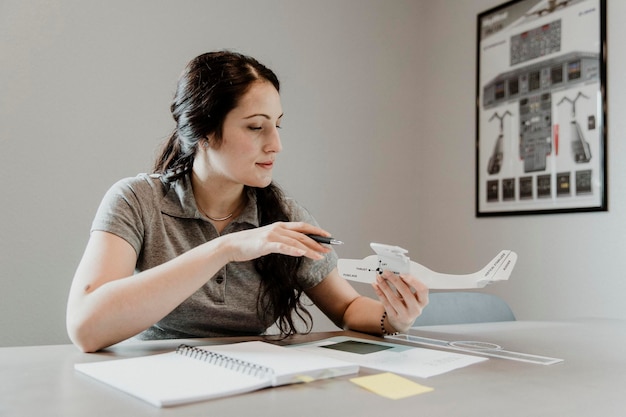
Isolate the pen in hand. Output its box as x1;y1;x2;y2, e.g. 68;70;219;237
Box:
306;234;344;245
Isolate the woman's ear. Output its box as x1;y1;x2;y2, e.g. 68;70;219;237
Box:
204;134;219;148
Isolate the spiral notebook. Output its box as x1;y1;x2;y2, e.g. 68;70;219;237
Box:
75;341;359;407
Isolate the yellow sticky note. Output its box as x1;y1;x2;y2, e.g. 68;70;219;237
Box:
350;372;434;400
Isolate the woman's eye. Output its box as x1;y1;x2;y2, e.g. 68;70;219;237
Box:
249;126;262;131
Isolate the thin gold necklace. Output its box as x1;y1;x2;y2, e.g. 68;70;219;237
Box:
199;198;245;222
201;210;234;222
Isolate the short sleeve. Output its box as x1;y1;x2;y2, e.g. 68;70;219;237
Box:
91;176;154;256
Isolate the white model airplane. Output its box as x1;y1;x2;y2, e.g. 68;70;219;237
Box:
338;243;517;290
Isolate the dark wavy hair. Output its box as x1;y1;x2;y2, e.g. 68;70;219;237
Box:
153;51;311;337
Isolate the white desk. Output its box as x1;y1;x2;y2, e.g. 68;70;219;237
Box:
1;319;624;416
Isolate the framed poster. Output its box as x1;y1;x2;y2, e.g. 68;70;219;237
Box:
476;0;607;216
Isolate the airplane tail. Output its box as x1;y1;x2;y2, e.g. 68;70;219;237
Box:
476;250;518;287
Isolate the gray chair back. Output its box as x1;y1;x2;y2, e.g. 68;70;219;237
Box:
412;292;515;327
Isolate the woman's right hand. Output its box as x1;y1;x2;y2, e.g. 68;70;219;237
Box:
221;221;332;263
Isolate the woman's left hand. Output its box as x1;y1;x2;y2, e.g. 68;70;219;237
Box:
372;271;429;333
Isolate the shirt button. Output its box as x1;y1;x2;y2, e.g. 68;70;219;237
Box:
215;276;224;284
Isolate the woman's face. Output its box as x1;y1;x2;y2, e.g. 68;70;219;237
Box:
205;81;283;188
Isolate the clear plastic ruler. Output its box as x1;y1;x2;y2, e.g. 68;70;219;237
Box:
386;334;563;365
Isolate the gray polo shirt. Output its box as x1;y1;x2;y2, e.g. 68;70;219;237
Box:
91;173;337;339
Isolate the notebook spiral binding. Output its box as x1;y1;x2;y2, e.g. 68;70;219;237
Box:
175;344;275;379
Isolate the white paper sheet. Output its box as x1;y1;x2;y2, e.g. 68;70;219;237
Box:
291;337;487;379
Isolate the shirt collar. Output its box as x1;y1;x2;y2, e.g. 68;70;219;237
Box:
157;174;260;227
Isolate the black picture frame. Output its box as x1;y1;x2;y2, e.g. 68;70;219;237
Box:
476;0;607;216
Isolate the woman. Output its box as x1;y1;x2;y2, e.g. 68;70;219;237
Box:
66;51;428;352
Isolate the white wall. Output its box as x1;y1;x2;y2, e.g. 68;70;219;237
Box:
416;0;626;323
1;0;624;347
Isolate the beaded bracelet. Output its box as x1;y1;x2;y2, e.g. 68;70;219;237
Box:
380;311;399;336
